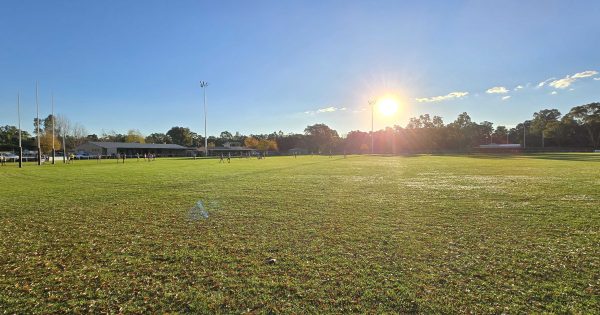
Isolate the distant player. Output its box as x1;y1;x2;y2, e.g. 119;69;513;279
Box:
227;153;231;163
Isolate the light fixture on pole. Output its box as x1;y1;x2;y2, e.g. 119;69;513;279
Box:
200;81;209;157
17;93;23;168
36;81;41;166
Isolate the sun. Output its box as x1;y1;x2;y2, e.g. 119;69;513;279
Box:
378;98;398;116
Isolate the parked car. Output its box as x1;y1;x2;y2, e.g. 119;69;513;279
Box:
0;153;19;161
75;152;90;159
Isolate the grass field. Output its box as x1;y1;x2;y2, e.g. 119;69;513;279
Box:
0;154;599;313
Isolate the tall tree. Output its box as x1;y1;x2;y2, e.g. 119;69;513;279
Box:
125;129;145;143
567;103;600;148
166;127;194;146
145;133;172;144
304;123;339;153
531;109;561;147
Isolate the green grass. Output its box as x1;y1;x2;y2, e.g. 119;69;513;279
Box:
0;154;599;313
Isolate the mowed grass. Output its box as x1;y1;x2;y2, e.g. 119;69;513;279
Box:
0;154;598;313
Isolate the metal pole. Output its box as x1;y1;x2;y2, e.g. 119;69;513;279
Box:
52;93;55;164
17;93;23;168
200;81;208;157
542;130;545;148
369;100;375;154
36;81;41;165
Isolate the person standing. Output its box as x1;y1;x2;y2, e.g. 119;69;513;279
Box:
227;152;231;163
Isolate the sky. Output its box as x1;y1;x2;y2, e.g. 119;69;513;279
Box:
1;0;599;137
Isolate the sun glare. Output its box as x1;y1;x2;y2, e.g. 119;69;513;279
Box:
378;98;398;116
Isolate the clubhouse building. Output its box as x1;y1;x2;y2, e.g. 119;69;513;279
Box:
76;142;190;157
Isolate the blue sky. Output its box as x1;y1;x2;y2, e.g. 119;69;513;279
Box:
1;0;599;137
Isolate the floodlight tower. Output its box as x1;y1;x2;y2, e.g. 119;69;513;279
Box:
369;99;376;154
200;81;209;157
36;81;41;165
17;93;23;168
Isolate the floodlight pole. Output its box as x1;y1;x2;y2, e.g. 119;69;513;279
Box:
36;81;41;165
200;81;209;157
369;100;376;154
17;93;23;168
51;93;55;165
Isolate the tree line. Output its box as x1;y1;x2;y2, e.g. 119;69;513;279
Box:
1;102;598;154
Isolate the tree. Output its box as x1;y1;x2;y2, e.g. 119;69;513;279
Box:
219;131;233;141
493;126;508;144
39;133;62;154
0;125;34;150
304;123;339;153
244;137;260;149
531;109;561;147
448;112;478;150
257;139;278;152
145;133;172;144
125;129;145;143
566;103;600;148
479;121;494;144
166;127;194;146
100;130;126;142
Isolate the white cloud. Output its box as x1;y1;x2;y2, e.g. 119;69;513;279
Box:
305;106;347;115
537;78;556;88
549;70;598;89
551;91;558;95
594;78;600;81
502;95;511;100
514;85;524;90
415;91;469;103
572;70;597;78
486;86;509;94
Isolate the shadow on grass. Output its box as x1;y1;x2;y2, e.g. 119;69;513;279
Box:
432;153;600;162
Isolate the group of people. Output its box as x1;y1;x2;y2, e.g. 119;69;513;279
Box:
219;153;231;163
115;153;157;163
217;152;271;162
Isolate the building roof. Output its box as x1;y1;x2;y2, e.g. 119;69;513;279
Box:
477;144;522;149
197;146;255;151
85;142;188;150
